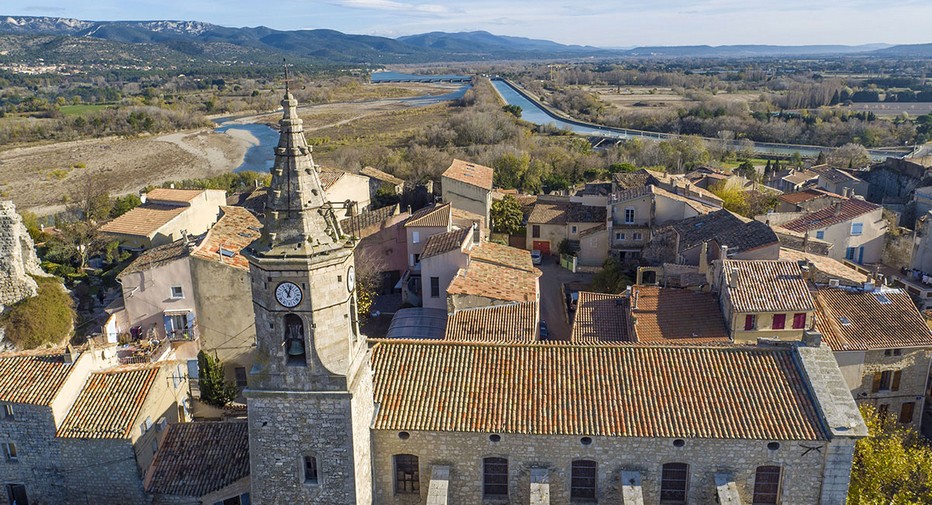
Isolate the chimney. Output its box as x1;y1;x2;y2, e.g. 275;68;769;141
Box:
728;267;739;289
63;344;77;365
472;223;480;244
802;330;822;348
842;187;853;198
863;281;875;292
833;200;843;216
698;242;709;275
800;263;810;280
140;191;147;204
720;245;728;259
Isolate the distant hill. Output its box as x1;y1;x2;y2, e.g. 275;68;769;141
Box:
622;44;892;57
871;43;932;58
0;15;922;69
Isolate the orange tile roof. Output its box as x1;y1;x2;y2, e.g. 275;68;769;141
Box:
145;421;249;497
814;287;932;351
571;292;631;343
631;286;730;343
100;204;188;238
0;349;77;405
469;241;534;272
527;198;569;225
146;188;203;203
778;248;868;285
318;166;346;191
722;260;815;313
779;188;841;205
57;365;160;439
442;159;493;191
421;227;471;260
781;198;880;232
447;261;539;303
360;166;404;186
191;207;262;270
371;341;827;440
405;203;452;228
445;302;538;342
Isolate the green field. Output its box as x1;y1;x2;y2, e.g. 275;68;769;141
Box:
58;104;116;116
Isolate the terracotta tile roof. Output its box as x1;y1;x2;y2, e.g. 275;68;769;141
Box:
146;188;203;203
778;248;868;285
405;203;452;228
371;341;827;440
722;260;815;313
421;227;471;260
340;204;398;238
360;166;404;186
0;349;76;405
781;198;880;232
782;169;819;185
118;239;191;278
579;223;606;238
671;210;778;254
444;302;538;342
527;198;569;225
100;204;188;238
318;166;346;191
190;207;262;270
447;261;539;303
442;159;493;191
612;169;658;190
631;286;730;343
571;292;631;343
469;241;534;272
779;188;842;205
145;421;250;497
228;187;268;214
653;185;722;212
814;287;932;351
613;185;653;203
57;365;160;439
566;202;607;223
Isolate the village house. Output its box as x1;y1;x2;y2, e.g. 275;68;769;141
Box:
0;347;189;505
607;184;721;264
525;197;606;261
446;240;540;312
360;165;405;199
100;188;227;249
761;197;886;265
767;168;820;193
319;166;372;218
776;188;843;213
818;169;870;197
813;284;932;431
441;158;493;227
643;209;780;266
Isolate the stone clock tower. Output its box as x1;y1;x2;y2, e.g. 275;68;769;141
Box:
243;88;373;504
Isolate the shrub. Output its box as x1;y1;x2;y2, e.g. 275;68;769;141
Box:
197;350;239;408
1;276;74;349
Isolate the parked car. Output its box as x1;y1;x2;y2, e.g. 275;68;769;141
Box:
539;320;549;340
531;249;542;265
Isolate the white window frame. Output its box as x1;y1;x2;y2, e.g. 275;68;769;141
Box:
170;286;184;299
571;225;577;234
632;232;642;241
624;207;636;224
412;231;420;244
3;442;17;462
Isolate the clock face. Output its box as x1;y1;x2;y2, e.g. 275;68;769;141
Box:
346;266;356;293
275;281;302;308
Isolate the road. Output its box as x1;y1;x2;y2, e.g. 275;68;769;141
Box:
537;255;593;341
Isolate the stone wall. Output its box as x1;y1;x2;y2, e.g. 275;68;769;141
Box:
0;404;68;505
0;200;41;310
848;348;932;431
60;438;151;504
372;430;842;505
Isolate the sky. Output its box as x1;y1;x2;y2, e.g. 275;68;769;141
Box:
5;0;932;47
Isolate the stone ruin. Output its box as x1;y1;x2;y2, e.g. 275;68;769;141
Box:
0;200;44;312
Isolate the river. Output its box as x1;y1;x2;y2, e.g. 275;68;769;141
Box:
214;82;471;173
489;78;908;162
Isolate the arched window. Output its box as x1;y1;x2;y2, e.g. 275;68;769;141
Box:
660;463;688;504
570;460;597;501
394;454;419;494
752;465;782;505
284;314;306;366
483;457;508;498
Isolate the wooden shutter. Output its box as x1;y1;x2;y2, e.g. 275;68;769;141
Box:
900;402;915;424
892;370;902;391
871;372;882;393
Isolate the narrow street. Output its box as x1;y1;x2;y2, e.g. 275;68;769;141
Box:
536;255;593;341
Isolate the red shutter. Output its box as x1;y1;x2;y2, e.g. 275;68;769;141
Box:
772;314;786;330
892;370;902;391
744;315;755;331
792;313;806;329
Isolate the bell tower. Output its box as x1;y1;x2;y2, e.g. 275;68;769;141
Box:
243;81;373;504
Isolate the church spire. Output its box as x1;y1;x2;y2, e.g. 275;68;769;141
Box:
257;74;346;256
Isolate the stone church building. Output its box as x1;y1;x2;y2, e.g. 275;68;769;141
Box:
239;90;868;505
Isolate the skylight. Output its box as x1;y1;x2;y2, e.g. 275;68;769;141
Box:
874;293;892;305
838;316;851;326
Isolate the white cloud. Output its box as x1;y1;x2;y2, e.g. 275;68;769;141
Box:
334;0;454;14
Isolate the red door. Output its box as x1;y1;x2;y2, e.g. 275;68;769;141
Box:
533;241;551;255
